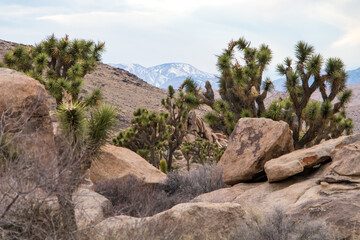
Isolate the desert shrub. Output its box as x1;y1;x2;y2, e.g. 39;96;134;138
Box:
94;175;173;218
231;207;339;240
94;164;226;218
0;196;63;240
165;163;226;198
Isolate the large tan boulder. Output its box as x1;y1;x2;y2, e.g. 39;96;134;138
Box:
90;144;167;184
264;135;360;182
73;187;112;231
219;118;293;184
85;202;245;240
193;134;360;238
0;68;55;164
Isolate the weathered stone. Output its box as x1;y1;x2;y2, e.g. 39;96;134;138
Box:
86;202;245;240
90;144;167;185
0;68;55;164
73;187;112;231
186;110;214;142
219;118;293;184
264;135;360;182
330;138;360;176
193;135;360;238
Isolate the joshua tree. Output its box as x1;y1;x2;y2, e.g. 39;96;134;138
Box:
55;100;116;235
113;78;200;170
112;108;171;167
204;37;273;133
162;79;200;171
268;41;353;149
3;34;104;106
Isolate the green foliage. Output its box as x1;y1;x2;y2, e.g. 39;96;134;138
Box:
304;101;321;122
204;99;237;134
113;108;171;167
57;100;116;172
87;104;116;154
204;37;274;134
273;41;353;148
57;101;86;139
2;34;105;106
240;109;252;118
159;159;167;174
181;138;226;171
85;88;103;107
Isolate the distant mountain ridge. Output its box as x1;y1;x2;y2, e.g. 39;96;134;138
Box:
272;67;360;91
109;63;219;89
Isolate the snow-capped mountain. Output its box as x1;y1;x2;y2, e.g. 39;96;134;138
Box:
272;67;360;91
109;63;218;89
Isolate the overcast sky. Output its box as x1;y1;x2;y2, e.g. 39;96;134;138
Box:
1;0;360;78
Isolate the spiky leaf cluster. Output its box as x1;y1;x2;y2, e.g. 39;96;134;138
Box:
2;34;105;106
57;100;116;171
113;108;171;167
272;41;353;148
205;37;273;134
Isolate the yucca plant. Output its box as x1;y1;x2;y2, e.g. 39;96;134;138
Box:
87;104;117;154
57;100;116;169
269;41;353;149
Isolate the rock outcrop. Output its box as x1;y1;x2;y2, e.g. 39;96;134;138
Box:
264;135;360;182
219;118;293;184
194;134;360;238
0;68;55;164
73;187;112;231
85;202;245;240
185;110;228;147
90;144;167;185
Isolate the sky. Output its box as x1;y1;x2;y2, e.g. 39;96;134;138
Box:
1;0;360;79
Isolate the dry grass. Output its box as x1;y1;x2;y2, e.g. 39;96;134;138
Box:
94;164;227;218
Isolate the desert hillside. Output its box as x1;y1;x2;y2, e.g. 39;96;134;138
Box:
83;63;166;129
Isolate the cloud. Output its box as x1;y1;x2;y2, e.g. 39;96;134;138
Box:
1;0;360;75
332;27;360;47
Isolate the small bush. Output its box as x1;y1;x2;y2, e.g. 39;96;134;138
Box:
94;175;175;218
94;164;226;218
165;163;226;198
231;207;339;240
